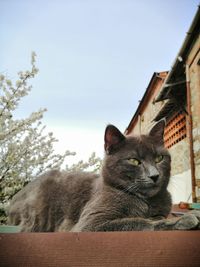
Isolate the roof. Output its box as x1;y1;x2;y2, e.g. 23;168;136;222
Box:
125;5;200;134
155;5;200;103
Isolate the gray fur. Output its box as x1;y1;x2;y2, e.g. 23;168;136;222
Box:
8;121;200;231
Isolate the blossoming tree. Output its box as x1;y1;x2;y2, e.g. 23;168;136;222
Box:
0;53;101;224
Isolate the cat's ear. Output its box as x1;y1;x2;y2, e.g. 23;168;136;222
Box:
104;125;125;154
149;119;166;144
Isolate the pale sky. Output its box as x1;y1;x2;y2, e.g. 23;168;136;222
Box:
1;0;199;165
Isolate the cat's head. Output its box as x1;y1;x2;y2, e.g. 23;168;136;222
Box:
102;120;171;198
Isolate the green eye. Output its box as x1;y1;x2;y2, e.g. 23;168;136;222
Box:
155;155;163;163
128;158;141;166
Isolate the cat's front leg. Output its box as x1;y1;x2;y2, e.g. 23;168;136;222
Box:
72;217;155;232
73;213;199;232
182;210;200;229
153;213;199;230
96;215;199;231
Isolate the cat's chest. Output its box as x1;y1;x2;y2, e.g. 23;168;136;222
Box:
126;197;150;217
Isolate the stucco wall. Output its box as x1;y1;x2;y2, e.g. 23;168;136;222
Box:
168;170;192;203
168;139;190;176
167;140;192;203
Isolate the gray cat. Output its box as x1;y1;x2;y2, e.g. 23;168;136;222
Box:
8;120;200;231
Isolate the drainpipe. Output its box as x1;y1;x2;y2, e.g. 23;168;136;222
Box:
186;64;197;202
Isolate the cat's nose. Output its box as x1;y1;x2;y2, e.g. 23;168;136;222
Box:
146;165;159;183
148;174;159;183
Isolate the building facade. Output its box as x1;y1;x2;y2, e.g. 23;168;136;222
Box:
125;7;200;203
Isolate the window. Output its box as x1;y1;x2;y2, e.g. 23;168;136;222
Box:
164;112;187;149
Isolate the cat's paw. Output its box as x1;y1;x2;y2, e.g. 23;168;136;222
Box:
174;213;199;230
186;210;200;229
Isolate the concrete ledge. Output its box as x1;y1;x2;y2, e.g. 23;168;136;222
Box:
1;231;200;267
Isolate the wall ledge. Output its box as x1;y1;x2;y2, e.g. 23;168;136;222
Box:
1;231;200;267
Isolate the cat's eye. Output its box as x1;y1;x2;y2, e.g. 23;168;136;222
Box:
128;158;141;166
155;155;163;163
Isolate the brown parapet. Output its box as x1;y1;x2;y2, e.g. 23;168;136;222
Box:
0;231;200;267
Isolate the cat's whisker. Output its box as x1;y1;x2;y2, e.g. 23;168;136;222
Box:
111;183;140;201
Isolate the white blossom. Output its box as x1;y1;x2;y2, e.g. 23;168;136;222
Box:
0;53;102;224
0;54;73;223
